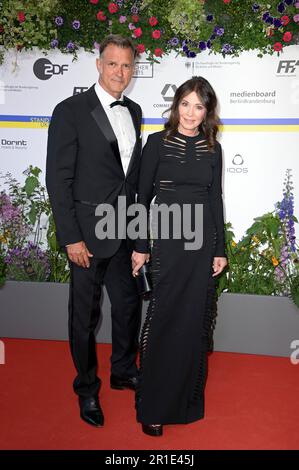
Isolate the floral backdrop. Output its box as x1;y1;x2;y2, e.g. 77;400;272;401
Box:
0;0;299;64
0;0;298;306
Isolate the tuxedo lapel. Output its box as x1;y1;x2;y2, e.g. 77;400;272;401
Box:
87;86;123;172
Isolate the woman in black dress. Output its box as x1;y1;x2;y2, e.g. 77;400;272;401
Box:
132;77;227;436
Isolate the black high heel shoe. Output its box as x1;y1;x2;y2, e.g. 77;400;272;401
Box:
142;424;163;437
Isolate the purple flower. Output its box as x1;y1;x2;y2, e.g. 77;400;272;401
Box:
296;2;299;8
206;40;212;49
188;51;196;58
199;41;207;51
252;3;260;12
206;14;214;22
169;37;179;46
210;33;216;40
55;16;64;27
67;41;75;51
277;2;286;13
214;26;224;36
131;5;139;15
265;16;274;25
50;39;58;48
119;15;127;23
284;0;293;5
116;0;124;6
262;12;270;21
222;43;234;53
274;18;282;28
72;20;80;30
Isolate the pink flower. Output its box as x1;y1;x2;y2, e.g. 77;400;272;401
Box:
281;15;290;26
149;16;158;26
273;42;283;52
133;27;142;38
119;15;127;23
136;44;145;54
223;0;231;3
97;11;107;21
131;14;139;23
296;2;299;8
154;48;163;57
152;29;161;39
90;0;99;4
128;22;135;30
294;14;299;23
108;3;118;14
17;11;26;23
283;31;292;42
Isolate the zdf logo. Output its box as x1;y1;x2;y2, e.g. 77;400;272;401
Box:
277;60;299;75
33;58;69;80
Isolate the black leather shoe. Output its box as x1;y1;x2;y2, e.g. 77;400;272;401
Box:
142;424;163;437
110;374;138;391
79;396;104;427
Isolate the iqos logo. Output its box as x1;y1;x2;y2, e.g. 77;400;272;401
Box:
33;58;69;80
227;154;248;174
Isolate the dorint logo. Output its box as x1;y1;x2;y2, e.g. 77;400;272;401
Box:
161;84;177;102
33;58;69;80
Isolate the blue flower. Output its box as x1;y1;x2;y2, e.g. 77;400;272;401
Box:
206;40;212;49
262;12;270;21
222;43;234;53
252;3;260;12
274;18;282;28
214;26;224;36
67;41;75;51
284;0;293;5
277;2;286;13
72;20;80;30
169;37;179;46
131;5;139;15
206;14;214;22
188;51;196;58
199;41;207;51
50;39;58;48
55;16;64;27
265;16;274;24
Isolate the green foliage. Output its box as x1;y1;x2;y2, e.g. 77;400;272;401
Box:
0;0;298;63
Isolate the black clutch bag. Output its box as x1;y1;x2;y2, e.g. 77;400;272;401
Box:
135;263;152;296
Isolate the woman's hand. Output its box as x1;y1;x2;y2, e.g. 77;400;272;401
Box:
212;257;228;277
132;251;150;276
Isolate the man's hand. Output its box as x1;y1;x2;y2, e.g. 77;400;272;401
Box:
212;257;228;277
66;241;93;268
131;251;150;277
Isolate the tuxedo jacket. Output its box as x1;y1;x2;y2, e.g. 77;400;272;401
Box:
46;85;142;258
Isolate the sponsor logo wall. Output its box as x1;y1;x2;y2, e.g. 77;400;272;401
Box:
0;46;298;240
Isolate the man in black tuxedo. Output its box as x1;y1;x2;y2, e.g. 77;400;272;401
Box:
46;35;142;427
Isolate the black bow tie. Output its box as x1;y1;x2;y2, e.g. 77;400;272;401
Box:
110;100;128;108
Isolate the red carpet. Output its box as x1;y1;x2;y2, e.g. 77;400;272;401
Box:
0;339;298;450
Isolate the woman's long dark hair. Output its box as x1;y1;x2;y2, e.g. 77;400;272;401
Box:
163;76;220;151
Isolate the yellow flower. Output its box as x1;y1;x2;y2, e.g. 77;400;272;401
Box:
231;240;237;247
272;256;279;266
252;236;260;244
241;247;245;251
0;234;7;244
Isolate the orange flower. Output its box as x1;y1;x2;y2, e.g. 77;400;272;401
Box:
272;256;279;266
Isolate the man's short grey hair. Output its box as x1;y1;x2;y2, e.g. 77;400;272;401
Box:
99;34;138;59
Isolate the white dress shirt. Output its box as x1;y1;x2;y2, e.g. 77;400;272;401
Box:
94;82;136;175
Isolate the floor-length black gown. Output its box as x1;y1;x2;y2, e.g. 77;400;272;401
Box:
135;130;226;425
